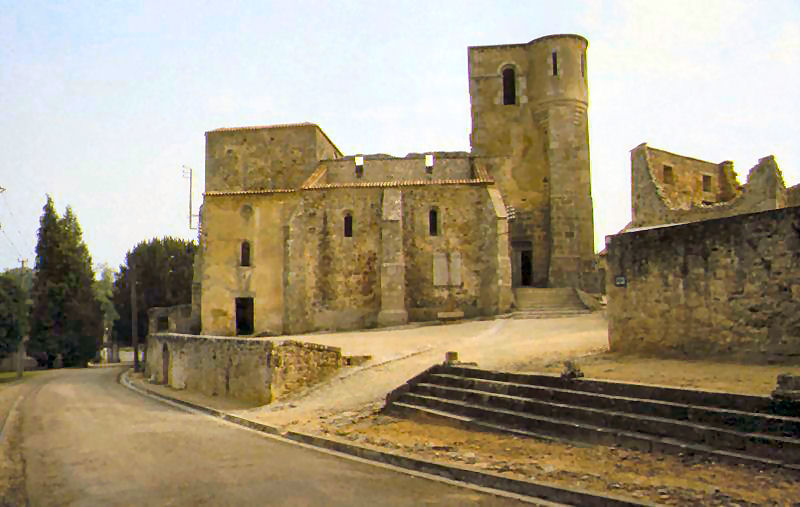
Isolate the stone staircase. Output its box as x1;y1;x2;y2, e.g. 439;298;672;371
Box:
513;287;590;318
384;364;800;474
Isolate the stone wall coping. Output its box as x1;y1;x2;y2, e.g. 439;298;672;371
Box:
149;332;342;354
633;143;724;167
204;122;342;159
468;33;588;52
331;151;472;161
617;204;800;237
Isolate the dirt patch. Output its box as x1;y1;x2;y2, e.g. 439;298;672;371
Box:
313;411;798;506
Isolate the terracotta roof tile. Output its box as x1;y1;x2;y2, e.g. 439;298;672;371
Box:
207;122;317;133
205;189;295;197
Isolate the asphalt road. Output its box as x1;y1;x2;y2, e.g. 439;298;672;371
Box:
2;367;525;506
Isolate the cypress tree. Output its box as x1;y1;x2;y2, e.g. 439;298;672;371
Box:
29;196;102;367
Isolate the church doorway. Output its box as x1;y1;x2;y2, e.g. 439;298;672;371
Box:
520;250;533;286
236;297;254;335
511;241;534;287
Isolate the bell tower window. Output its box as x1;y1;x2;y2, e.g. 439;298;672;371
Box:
502;67;516;105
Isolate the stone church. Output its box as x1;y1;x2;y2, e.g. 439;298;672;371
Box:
194;34;597;337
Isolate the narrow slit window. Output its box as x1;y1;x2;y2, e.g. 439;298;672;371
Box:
581;53;586;78
354;155;364;179
241;240;251;266
502;67;516;105
551;51;558;76
429;208;439;236
344;213;353;237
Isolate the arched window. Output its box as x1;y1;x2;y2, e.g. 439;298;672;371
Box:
429;208;439;236
241;241;251;266
502;67;516;105
344;213;353;237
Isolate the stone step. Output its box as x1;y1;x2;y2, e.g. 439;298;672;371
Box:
405;386;800;463
386;400;799;474
514;288;587;311
439;365;784;415
428;373;800;438
512;309;591;319
387;395;800;473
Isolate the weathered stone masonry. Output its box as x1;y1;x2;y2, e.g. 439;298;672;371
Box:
606;206;800;359
145;333;343;404
195;34;599;337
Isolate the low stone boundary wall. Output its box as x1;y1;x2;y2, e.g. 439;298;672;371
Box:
145;333;342;404
606;205;800;359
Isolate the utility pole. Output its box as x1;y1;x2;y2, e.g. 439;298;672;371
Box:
182;166;199;230
15;258;28;379
131;265;139;372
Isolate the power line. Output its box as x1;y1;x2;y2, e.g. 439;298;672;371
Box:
1;226;23;259
0;192;27;244
0;185;25;263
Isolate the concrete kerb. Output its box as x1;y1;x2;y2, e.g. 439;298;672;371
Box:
119;369;650;507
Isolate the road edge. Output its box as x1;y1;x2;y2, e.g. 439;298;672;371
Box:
119;369;650;507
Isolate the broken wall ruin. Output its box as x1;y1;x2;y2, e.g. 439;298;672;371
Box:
631;144;788;228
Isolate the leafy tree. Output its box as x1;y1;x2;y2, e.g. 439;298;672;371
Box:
29;196;103;367
112;237;196;345
0;274;26;360
93;263;119;335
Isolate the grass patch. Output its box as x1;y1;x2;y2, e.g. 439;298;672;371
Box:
0;369;45;384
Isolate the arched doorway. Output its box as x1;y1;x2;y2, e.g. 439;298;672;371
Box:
162;343;170;385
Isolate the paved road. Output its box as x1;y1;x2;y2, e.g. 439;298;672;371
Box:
2;367;524;506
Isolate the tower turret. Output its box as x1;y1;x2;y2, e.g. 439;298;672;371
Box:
468;34;595;290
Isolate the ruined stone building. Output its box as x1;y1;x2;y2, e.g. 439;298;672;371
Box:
629;143;800;229
194;34;597;337
604;144;800;359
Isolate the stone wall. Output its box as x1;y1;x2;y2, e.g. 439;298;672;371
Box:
205;123;340;192
285;187;383;333
787;184;800;207
606;206;800;359
145;333;342;404
200;193;298;336
147;304;194;334
639;146;737;210
631;144;788;228
402;185;507;321
318;152;474;183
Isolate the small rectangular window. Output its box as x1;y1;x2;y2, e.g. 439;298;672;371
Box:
702;175;712;192
552;51;558;76
157;316;169;332
663;165;673;184
355;155;364;179
425;153;434;175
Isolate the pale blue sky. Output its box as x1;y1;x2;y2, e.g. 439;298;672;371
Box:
1;1;799;272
